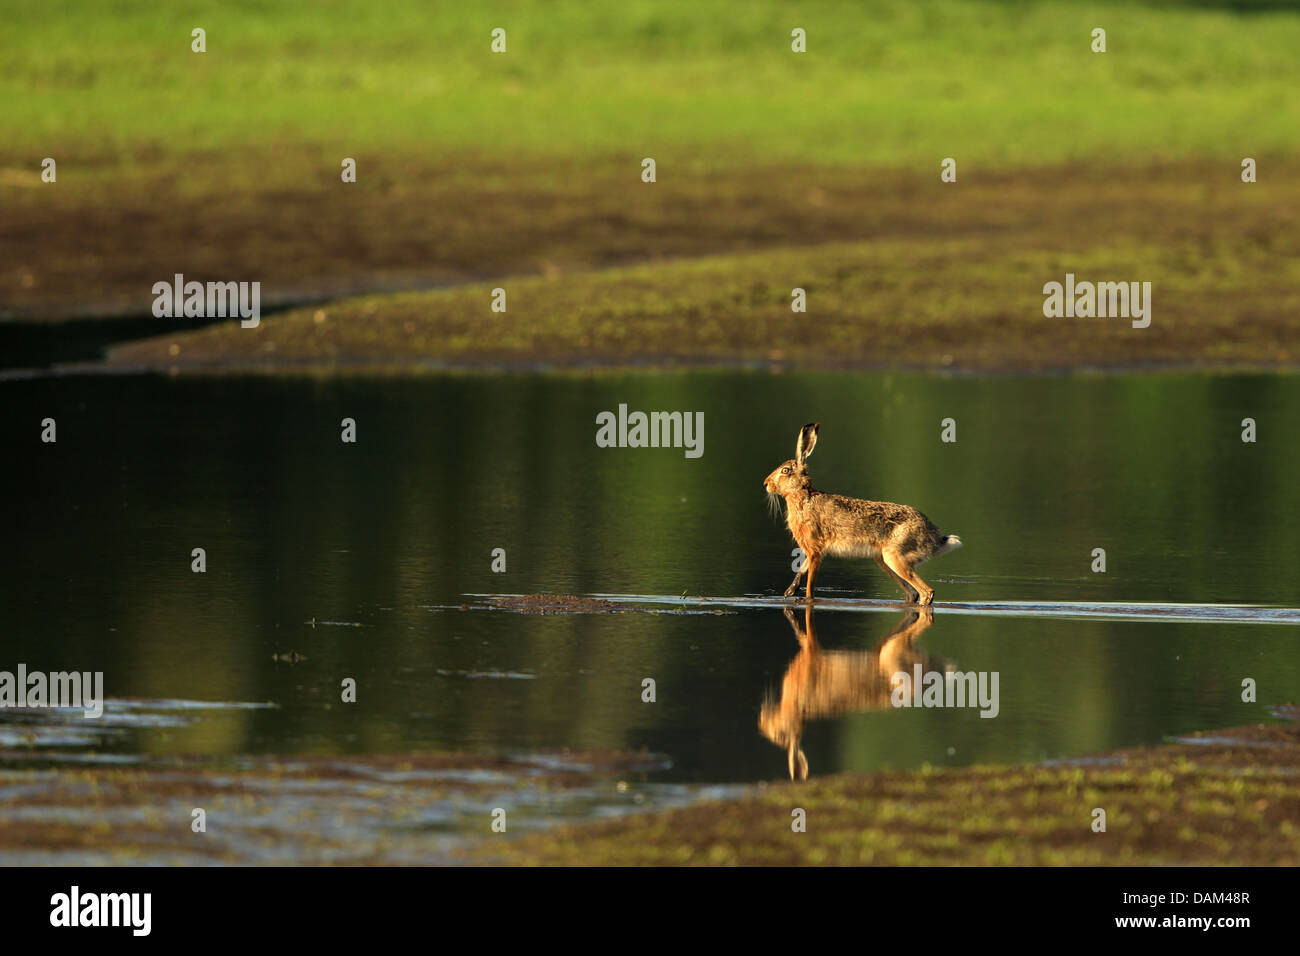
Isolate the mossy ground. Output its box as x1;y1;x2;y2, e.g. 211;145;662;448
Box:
480;718;1300;865
98;160;1300;374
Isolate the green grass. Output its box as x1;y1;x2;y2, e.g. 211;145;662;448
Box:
4;0;1300;167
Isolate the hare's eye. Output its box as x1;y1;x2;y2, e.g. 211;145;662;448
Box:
781;467;791;476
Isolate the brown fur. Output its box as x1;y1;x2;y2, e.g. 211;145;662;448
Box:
764;423;961;604
758;605;945;780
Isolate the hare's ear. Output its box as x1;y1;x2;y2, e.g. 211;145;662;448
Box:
796;422;820;464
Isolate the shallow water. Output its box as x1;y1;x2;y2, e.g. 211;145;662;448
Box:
2;370;1299;790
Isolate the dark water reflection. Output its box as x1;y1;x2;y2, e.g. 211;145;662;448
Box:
2;371;1298;783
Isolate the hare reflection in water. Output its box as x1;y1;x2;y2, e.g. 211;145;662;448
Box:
759;604;948;781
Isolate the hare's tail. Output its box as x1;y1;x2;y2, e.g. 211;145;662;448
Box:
936;534;963;556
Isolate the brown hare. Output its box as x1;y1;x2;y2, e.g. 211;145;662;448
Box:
763;422;961;605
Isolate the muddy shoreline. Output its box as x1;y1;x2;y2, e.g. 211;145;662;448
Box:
4;715;1296;865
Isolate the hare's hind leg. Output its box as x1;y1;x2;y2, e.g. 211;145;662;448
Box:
873;554;918;603
783;561;805;598
882;549;934;606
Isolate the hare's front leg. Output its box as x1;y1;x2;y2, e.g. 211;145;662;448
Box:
803;554;823;602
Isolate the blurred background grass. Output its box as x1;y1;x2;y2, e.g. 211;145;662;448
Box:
3;0;1299;167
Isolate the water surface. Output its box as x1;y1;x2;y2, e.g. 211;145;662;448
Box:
2;370;1298;786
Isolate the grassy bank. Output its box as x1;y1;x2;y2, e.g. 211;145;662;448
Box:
102;159;1300;374
480;716;1300;865
4;0;1299;325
